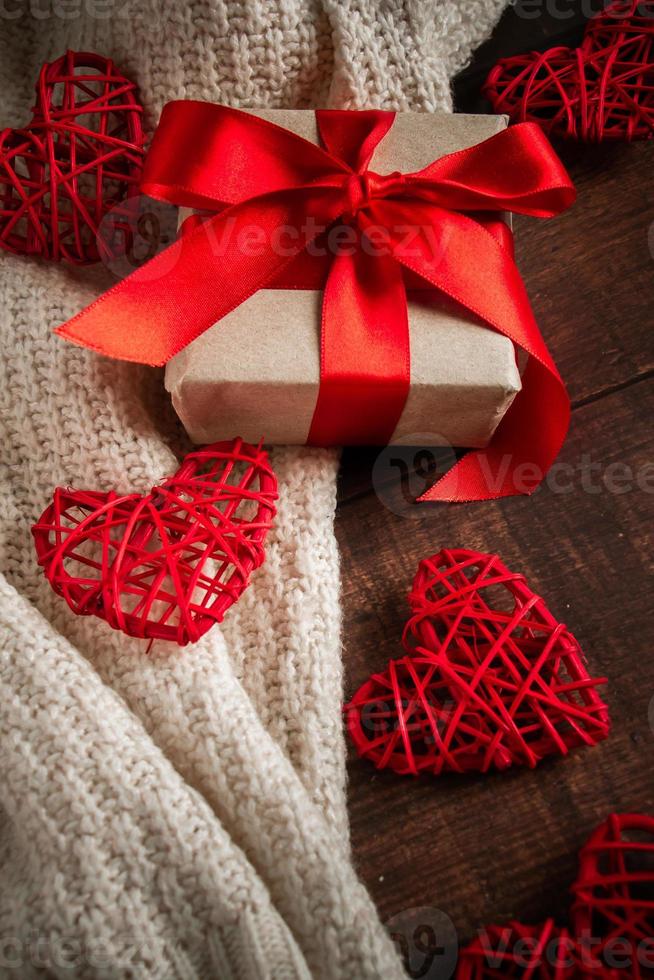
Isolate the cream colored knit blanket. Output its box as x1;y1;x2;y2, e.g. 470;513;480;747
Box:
0;2;507;977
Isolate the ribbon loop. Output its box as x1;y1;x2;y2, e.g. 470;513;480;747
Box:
413;123;576;216
316;109;395;171
56;104;576;503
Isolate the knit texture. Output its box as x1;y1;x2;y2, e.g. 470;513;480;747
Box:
0;2;508;977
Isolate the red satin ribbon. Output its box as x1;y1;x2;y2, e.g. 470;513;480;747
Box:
56;102;576;502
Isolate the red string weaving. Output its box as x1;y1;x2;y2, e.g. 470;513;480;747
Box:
0;50;144;264
32;438;277;646
571;813;654;978
457;920;580;980
455;814;654;980
484;0;654;142
345;548;609;776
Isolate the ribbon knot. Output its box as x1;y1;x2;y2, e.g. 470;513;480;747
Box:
56;103;576;503
344;170;405;215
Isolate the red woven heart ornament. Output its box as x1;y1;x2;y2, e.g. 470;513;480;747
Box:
455;814;654;980
32;439;277;645
457;920;580;980
484;0;654;142
0;50;145;264
571;813;654;978
345;549;609;775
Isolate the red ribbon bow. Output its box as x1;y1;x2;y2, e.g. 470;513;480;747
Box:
57;103;575;502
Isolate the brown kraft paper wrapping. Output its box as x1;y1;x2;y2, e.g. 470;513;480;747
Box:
165;110;522;447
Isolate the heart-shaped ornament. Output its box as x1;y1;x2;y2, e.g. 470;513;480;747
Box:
571;813;654;978
32;439;277;645
345;548;609;775
484;0;654;142
0;50;144;264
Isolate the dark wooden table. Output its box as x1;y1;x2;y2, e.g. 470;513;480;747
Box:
337;2;654;967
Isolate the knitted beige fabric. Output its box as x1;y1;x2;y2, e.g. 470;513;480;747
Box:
0;2;508;978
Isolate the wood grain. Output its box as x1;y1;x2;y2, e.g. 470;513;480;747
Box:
338;0;654;955
340;383;654;934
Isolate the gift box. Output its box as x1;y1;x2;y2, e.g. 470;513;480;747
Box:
57;102;575;502
164;110;522;447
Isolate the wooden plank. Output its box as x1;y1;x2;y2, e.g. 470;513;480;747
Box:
338;0;654;958
515;140;654;407
338;379;654;938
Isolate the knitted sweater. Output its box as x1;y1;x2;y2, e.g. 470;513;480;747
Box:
0;2;507;978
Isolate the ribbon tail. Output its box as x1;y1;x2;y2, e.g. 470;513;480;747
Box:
56;187;345;366
419;358;569;502
369;200;570;503
308;241;410;446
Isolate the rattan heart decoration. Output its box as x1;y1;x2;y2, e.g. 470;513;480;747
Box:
0;50;145;264
456;814;654;979
457;920;580;980
571;813;654;978
32;439;277;645
484;0;654;142
345;548;609;776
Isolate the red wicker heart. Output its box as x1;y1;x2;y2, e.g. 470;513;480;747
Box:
571;813;654;978
345;548;609;775
484;0;654;142
457;920;580;980
32;439;277;645
0;50;145;264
